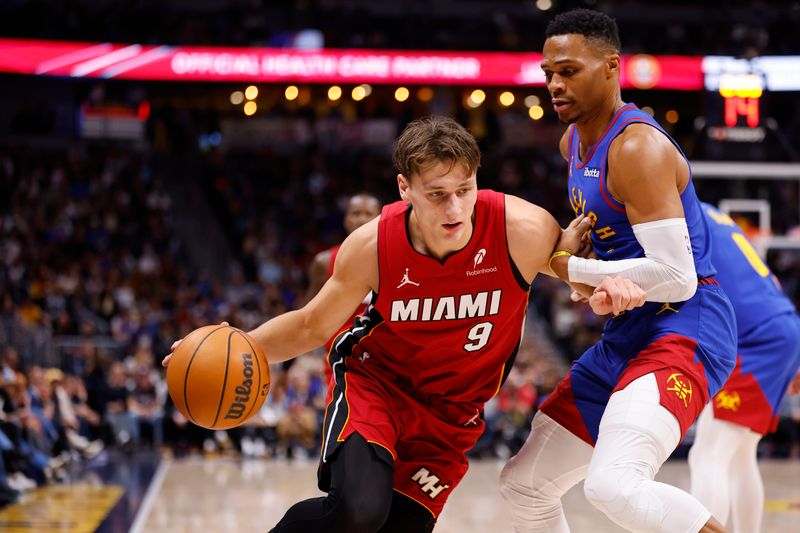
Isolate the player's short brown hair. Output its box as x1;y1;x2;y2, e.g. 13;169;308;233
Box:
393;116;480;180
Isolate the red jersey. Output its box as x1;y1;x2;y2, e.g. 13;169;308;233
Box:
355;189;529;405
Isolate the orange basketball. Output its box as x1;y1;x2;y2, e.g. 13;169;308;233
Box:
166;325;270;430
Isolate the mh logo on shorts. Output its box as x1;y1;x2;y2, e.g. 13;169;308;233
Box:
714;390;741;411
412;467;450;499
666;373;693;408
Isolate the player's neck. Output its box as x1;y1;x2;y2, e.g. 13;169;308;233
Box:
576;95;625;156
408;212;474;262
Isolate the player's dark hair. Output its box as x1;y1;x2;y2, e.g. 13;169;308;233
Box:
545;9;620;53
393;116;480;179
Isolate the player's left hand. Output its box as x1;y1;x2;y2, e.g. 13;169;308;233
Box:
555;215;593;256
162;321;230;367
588;276;647;315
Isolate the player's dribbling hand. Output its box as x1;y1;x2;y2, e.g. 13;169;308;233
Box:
588;276;646;316
162;321;230;367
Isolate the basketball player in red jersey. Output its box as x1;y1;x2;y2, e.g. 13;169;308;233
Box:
164;116;646;532
304;193;380;391
304;193;381;306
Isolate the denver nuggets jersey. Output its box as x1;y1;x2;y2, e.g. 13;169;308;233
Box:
702;203;796;338
567;103;714;279
355;189;529;406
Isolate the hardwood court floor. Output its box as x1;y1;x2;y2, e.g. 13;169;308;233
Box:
140;457;800;533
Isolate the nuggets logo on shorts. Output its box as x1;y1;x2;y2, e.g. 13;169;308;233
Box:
666;373;693;407
714;390;741;411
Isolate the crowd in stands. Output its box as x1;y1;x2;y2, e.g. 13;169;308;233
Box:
0;0;797;56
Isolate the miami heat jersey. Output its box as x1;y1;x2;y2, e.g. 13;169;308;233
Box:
566;103;714;278
357;189;529;405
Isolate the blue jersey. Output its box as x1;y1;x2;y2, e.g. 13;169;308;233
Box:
702;203;797;338
567;103;714;279
541;104;738;444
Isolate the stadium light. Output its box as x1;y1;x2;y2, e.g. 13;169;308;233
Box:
285;85;299;101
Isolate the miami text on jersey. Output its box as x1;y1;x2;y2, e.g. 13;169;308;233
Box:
390;290;502;322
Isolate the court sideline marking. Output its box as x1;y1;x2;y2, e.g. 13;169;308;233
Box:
128;459;171;533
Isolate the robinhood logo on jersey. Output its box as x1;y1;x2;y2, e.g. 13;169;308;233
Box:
467;248;497;276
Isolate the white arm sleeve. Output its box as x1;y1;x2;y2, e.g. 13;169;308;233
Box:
567;218;697;302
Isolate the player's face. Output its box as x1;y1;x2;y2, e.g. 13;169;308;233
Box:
541;34;618;124
398;160;478;249
344;196;381;234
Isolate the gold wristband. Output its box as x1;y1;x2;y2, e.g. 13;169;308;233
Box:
548;250;573;273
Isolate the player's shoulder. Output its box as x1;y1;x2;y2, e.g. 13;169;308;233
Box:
609;122;675;168
504;193;551;221
339;216;380;261
331;216;380;284
611;123;671;154
504;195;559;254
502;195;560;282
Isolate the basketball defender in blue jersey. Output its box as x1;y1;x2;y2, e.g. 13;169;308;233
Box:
500;9;736;533
687;204;800;532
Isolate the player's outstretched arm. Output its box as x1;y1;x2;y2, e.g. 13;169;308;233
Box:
162;218;379;368
505;195;645;315
504;194;561;285
246;218;379;364
550;125;698;303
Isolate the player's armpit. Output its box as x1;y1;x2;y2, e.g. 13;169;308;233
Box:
504;195;562;283
606;123;686;225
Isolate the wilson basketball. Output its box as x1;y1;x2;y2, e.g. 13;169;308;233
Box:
166;325;270;430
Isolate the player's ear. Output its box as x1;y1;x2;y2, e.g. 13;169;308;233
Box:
398;173;410;201
606;53;620;79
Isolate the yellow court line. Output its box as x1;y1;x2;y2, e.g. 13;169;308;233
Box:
764;499;800;513
0;484;124;533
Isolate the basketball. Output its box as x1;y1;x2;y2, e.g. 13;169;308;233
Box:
166;325;271;430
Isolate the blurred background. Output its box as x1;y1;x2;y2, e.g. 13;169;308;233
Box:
0;0;799;523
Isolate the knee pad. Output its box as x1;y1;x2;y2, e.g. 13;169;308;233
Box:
583;466;624;513
584;465;662;524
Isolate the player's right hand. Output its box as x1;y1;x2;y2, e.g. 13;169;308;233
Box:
162;321;229;367
588;276;646;315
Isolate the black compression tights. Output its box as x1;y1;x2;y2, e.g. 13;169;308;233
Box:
269;433;435;533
